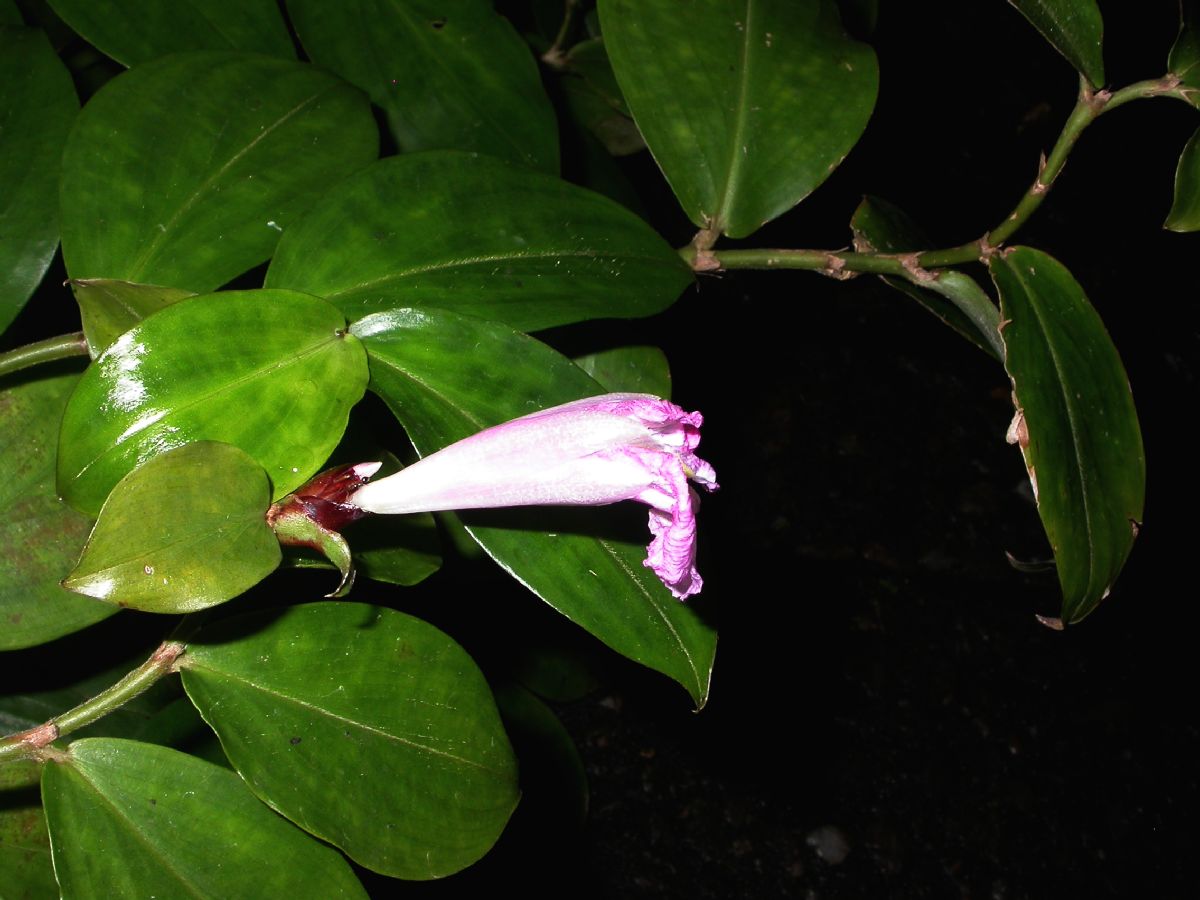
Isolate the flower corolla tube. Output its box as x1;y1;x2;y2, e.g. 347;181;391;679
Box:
349;393;718;599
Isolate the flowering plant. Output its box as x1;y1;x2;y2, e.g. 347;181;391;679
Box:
0;0;1170;894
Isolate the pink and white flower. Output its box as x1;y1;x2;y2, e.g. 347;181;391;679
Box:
349;393;718;599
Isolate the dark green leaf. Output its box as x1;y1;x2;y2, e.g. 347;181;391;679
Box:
45;0;295;66
1008;0;1105;87
286;0;557;171
600;0;878;238
59;51;378;292
349;513;442;586
181;603;519;880
850;196;1002;358
990;247;1144;623
0;371;115;650
1166;126;1200;231
71;278;195;357
57;289;369;517
266;152;692;331
352;308;718;706
512;646;602;703
561;38;645;156
0;1;21;23
63;442;280;613
1170;0;1200;102
0;761;56;900
573;345;672;396
0;27;77;333
41;738;366;898
494;683;588;829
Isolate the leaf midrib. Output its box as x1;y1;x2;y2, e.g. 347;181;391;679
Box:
1006;260;1099;601
186;665;512;778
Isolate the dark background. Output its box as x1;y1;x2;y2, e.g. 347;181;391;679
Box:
6;2;1197;898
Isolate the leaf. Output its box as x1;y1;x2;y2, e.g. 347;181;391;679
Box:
45;0;295;66
560;38;645;156
573;345;672;396
41;738;366;898
1166;127;1200;231
1008;0;1105;87
0;370;116;651
63;442;280;613
59;51;378;292
56;289;369;517
0;1;21;23
989;247;1144;623
285;0;557;172
181;603;519;880
0;27;78;333
266;151;692;331
348;513;442;586
599;0;878;238
1170;0;1200;102
0;760;57;900
494;683;588;829
850;196;1003;358
70;278;195;357
352;307;718;706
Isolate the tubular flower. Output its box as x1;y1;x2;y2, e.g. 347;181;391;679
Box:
349;393;718;599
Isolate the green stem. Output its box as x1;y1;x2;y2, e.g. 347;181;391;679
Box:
0;641;185;763
685;75;1193;276
0;332;89;378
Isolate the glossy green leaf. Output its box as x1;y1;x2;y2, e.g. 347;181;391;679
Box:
600;0;878;238
41;738;366;899
1166;127;1200;231
0;371;115;650
990;247;1144;623
64;442;280;613
352;308;718;706
46;0;294;66
57;289;369;517
1009;0;1105;87
850;196;1002;358
573;345;672;396
0;27;78;333
0;761;56;900
266;152;692;331
181;603;519;880
1170;1;1200;102
59;51;377;292
71;278;195;357
286;0;556;171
